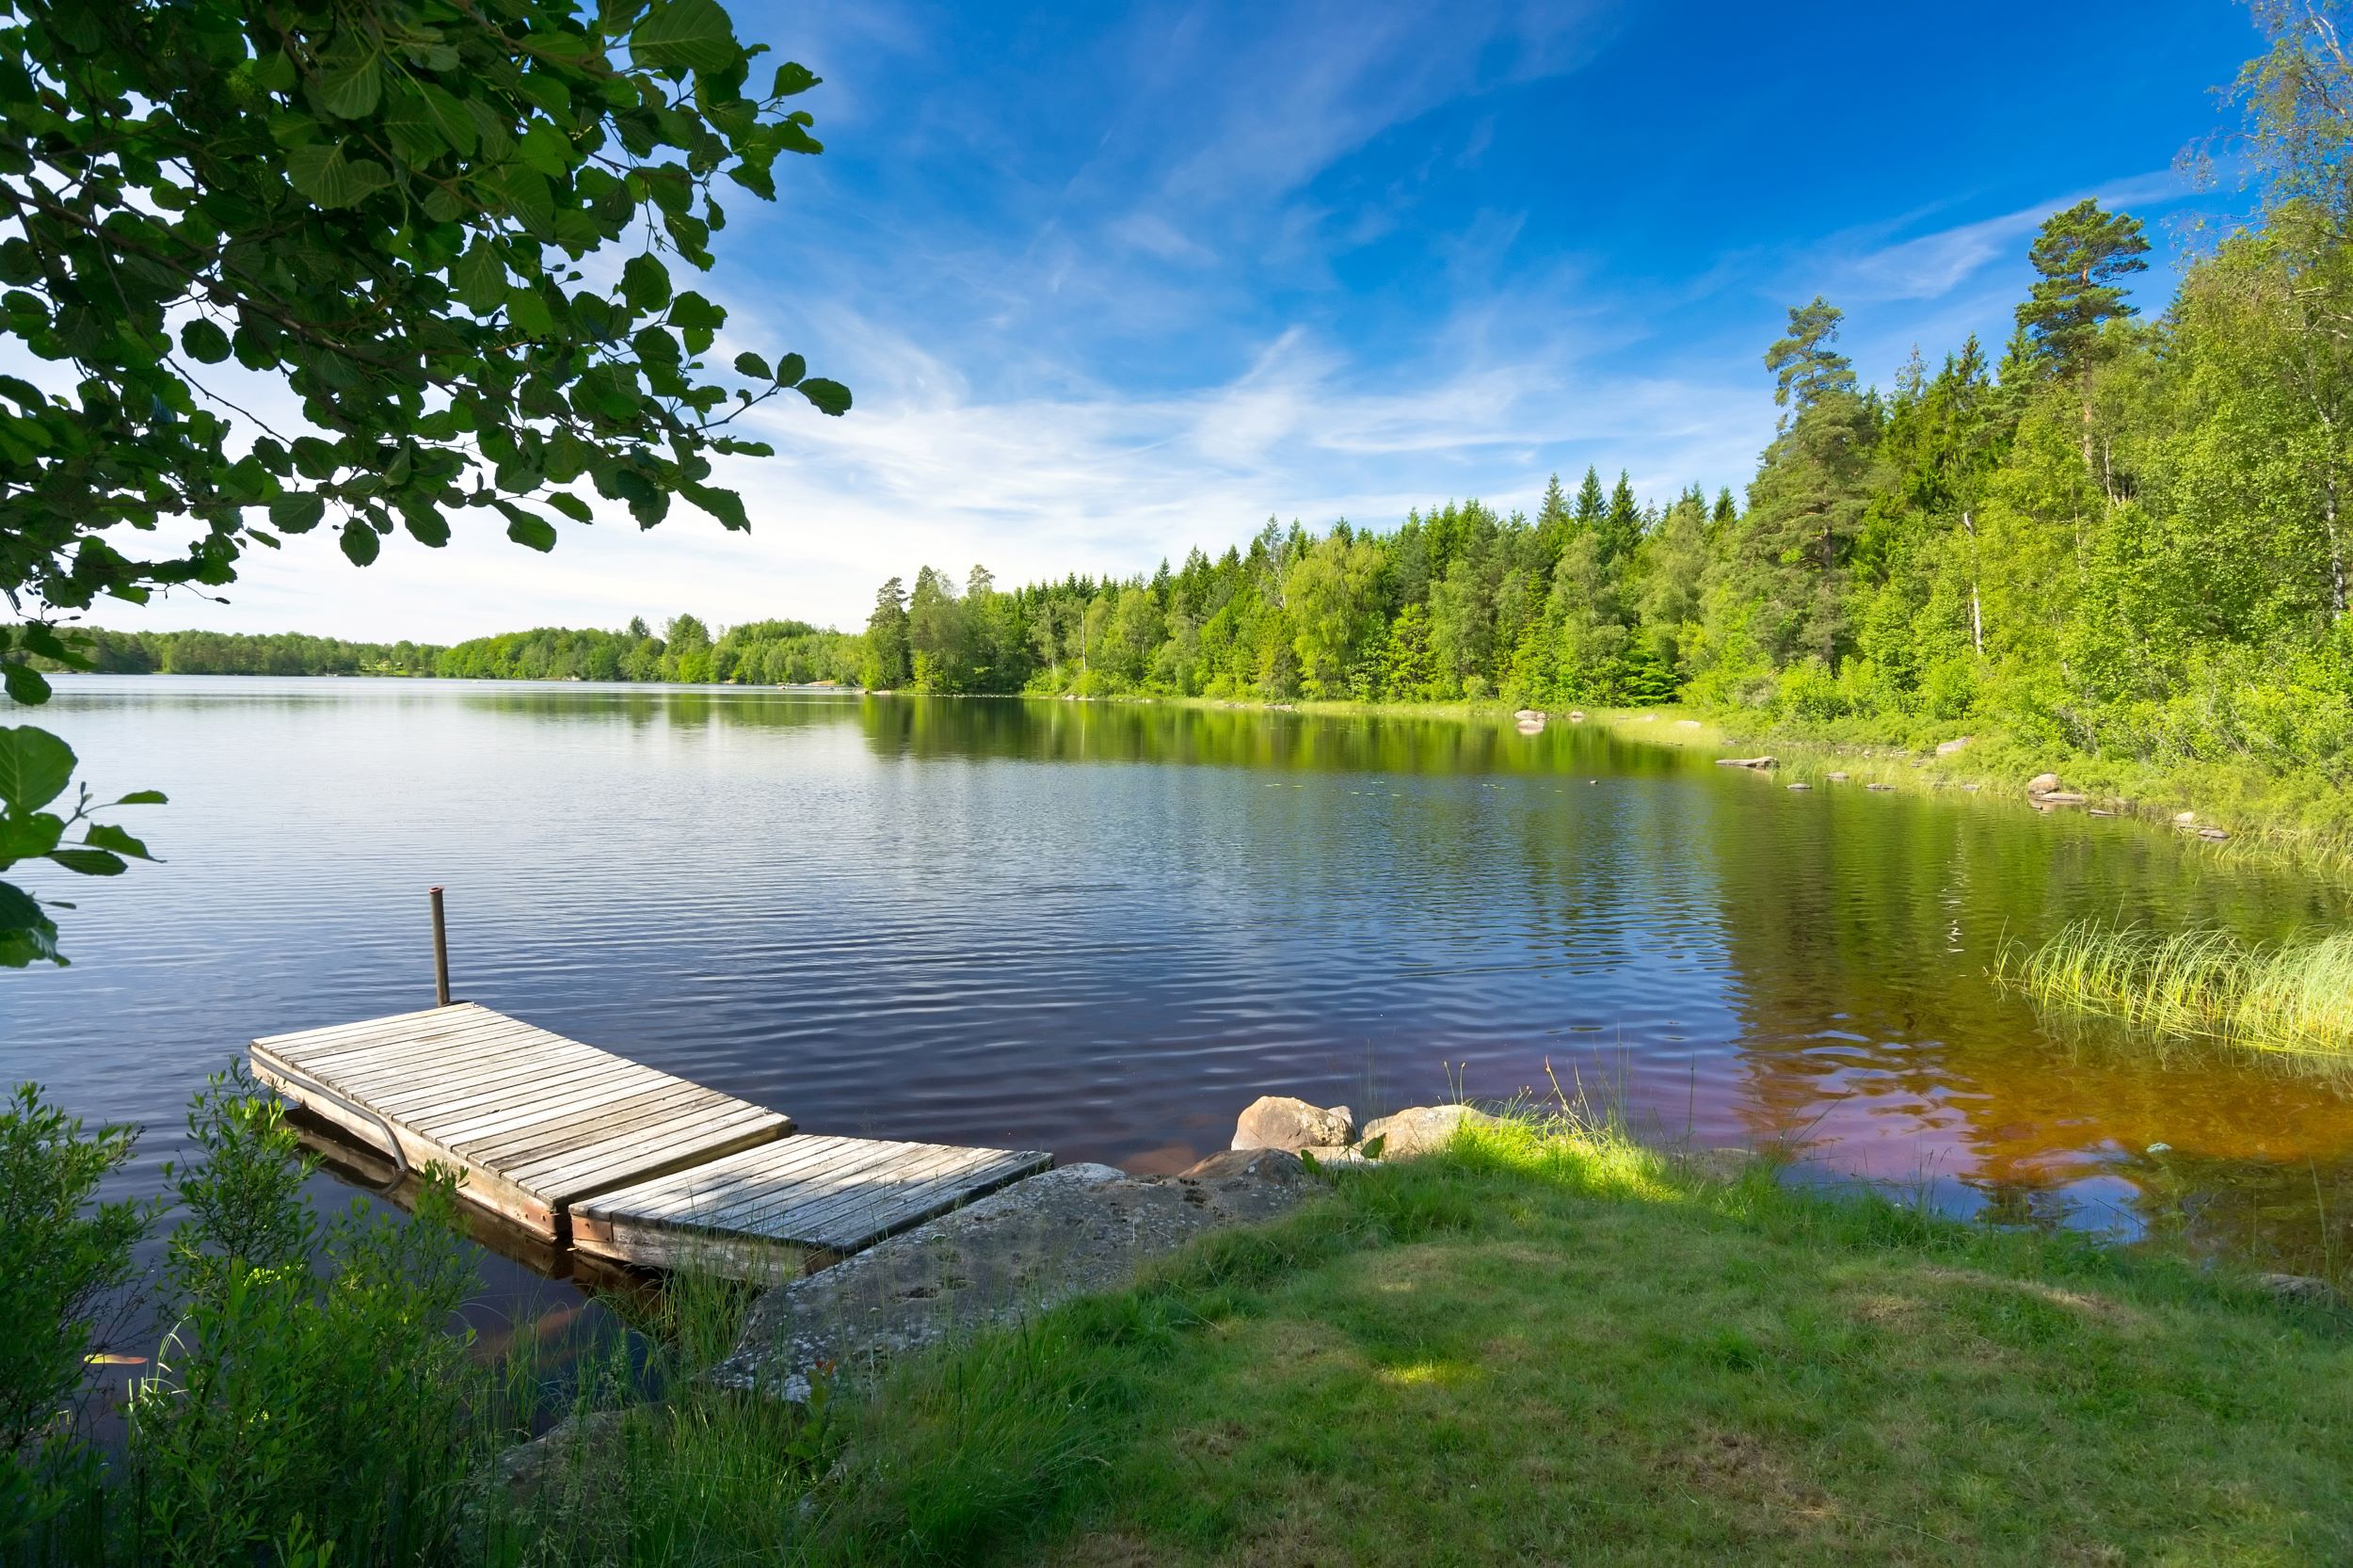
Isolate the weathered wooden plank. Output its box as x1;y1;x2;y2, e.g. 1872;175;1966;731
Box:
325;1042;617;1113
460;1084;741;1167
789;1152;1050;1253
276;1010;530;1066
425;1067;704;1149
584;1134;871;1223
442;1073;725;1158
757;1146;998;1239
507;1101;784;1190
573;1135;1054;1271
689;1141;977;1227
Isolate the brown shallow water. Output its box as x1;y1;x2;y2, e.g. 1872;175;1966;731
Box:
8;677;2353;1320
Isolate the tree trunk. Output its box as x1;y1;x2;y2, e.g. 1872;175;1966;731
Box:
1963;510;1985;656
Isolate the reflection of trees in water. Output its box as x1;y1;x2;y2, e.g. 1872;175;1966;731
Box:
857;695;1698;777
1701;778;2353;1273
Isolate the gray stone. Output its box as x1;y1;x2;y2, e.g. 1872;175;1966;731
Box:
1678;1146;1755;1183
2034;792;2089;807
711;1159;1314;1399
493;1409;630;1502
1513;709;1545;722
2026;772;2063;795
1296;1144;1373;1166
1786;782;1811;791
1935;736;1973;756
1714;756;1776;769
2200;826;2231;841
2257;1272;2343;1306
1865;782;1895;792
2175;810;2198;824
1231;1095;1353;1152
1360;1104;1497;1158
1827;771;1849;781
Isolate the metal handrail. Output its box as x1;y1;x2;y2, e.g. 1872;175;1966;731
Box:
264;1060;412;1188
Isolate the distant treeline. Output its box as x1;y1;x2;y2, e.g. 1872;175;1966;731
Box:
66;628;444;677
37;616;862;686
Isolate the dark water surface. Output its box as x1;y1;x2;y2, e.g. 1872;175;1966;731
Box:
11;677;2353;1312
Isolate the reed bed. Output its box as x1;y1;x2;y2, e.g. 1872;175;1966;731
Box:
2001;920;2353;1056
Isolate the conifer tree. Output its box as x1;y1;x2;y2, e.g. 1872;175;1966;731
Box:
2017;200;2149;469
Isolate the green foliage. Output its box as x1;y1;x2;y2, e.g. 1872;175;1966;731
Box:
0;0;852;964
0;725;166;967
127;1072;484;1566
0;1086;150;1535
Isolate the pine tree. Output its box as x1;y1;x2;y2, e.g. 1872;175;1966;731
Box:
1601;471;1643;570
863;577;911;689
2016;200;2149;470
1766;296;1857;418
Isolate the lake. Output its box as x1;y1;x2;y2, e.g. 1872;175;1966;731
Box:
9;676;2353;1315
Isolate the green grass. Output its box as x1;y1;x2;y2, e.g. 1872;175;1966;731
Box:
485;1112;2353;1567
2001;920;2353;1057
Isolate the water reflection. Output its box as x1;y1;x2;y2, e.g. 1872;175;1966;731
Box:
8;676;2351;1309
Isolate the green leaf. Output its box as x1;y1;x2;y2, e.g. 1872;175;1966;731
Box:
404;510;451;547
84;824;154;861
452;242;506;313
0;879;59;968
180;319;232;363
547;491;595;522
517;121;573;178
268;492;327;533
3;663;51;706
417;82;477;155
314;51;384;119
0;812;62;862
621;254;672;312
732;351;769;380
339;520;381;567
773;351;805;386
681;482;749;531
286;142;392;209
47;848;125;877
112;791;168;806
497;504;557;552
798;377;852;416
506;286;555;337
0;727;74;812
632;0;739;74
1360;1134;1386;1160
771;61;819;96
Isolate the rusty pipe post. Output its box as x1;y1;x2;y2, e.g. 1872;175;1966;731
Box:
429;886;452;1007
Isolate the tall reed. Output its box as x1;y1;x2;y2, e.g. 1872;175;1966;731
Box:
2000;920;2353;1056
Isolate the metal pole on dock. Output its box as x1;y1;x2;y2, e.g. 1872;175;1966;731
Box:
429;886;451;1006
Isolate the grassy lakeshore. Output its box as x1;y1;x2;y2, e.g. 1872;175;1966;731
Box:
472;1116;2353;1568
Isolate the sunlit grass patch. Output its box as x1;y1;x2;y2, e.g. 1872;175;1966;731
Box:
2000;919;2353;1057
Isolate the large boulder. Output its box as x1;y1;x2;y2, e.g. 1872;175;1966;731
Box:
1232;1096;1353;1152
1935;735;1973;756
1361;1104;1497;1158
2025;772;2062;795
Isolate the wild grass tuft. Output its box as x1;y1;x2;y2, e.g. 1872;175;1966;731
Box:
2001;920;2353;1056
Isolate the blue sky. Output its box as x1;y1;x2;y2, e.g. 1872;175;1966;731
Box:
157;0;2260;640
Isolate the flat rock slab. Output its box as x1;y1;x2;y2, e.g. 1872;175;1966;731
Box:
710;1154;1312;1399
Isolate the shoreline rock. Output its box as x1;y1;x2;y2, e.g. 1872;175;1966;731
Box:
1231;1096;1353;1152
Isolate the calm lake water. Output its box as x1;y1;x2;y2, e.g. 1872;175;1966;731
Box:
10;676;2353;1315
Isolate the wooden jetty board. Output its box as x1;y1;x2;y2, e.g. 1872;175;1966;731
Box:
571;1134;1054;1272
250;1003;792;1240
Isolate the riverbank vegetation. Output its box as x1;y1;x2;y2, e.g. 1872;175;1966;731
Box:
2001;920;2353;1057
12;1080;2351;1564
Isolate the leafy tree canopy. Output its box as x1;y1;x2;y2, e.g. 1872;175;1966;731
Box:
0;0;850;963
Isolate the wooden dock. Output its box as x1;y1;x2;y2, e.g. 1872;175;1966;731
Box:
250;1003;1050;1272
